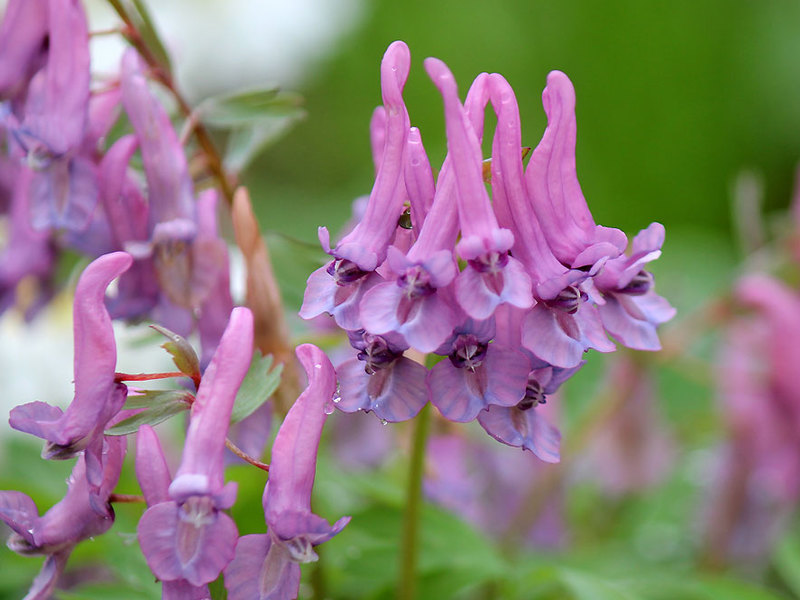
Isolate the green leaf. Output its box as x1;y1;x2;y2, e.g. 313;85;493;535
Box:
105;394;191;436
230;351;282;424
223;117;303;174
775;534;800;597
150;324;201;381
122;389;194;410
558;569;643;600
198;88;304;128
118;0;172;76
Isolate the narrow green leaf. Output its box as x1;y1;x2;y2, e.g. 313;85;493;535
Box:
125;0;172;76
105;398;190;436
149;324;201;381
123;389;194;410
230;351;282;424
559;570;642;600
198;88;304;128
775;535;800;598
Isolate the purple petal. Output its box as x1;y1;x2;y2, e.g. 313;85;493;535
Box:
265;344;336;521
0;491;39;542
598;292;674;351
521;305;587;368
334;41;410;269
478;405;561;463
137;501;238;587
28;157;98;232
120;49;195;228
224;534;300;600
172;307;253;498
454;256;533;320
136;425;172;506
0;0;48;95
23;549;72;600
162;579;211;600
336;356;428;422
429;346;528;422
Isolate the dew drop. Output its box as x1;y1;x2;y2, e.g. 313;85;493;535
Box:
380;419;388;426
323;396;335;415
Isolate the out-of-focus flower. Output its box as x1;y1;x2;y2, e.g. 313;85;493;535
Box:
704;275;800;568
137;307;253;587
224;344;350;600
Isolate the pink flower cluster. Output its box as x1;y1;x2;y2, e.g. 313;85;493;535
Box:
301;41;675;461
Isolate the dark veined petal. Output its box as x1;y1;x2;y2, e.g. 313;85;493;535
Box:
224;534;300;600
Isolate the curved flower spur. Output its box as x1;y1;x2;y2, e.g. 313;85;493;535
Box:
224;344;350;600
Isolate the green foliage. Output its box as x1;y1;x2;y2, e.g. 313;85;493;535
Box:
230;351;283;424
150;324;201;382
105;390;192;435
197;87;306;174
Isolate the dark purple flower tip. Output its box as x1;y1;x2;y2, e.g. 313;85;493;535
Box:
336;355;428;422
477;404;561;463
543;285;586;314
137;499;238;587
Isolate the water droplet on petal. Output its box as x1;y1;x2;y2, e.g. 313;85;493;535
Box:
323;397;335;415
314;363;322;369
380;419;388;426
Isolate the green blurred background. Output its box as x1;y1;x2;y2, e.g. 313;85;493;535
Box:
247;0;800;260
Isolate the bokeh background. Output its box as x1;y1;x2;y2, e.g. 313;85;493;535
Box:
3;0;800;598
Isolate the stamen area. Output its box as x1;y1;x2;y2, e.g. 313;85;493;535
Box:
356;334;402;375
620;270;654;295
448;334;488;372
327;258;368;286
397;265;435;299
545;285;585;314
516;376;546;410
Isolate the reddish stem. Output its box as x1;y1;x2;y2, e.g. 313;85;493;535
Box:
115;371;186;383
109;493;145;503
225;438;270;472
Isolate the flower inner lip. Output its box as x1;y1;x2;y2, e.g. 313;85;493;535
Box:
545;285;585;314
328;258;369;286
620;270;653;295
448;335;488;372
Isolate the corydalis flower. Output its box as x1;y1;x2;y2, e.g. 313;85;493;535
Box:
9;252;132;471
300;41;411;330
592;223;676;351
526;70;627;270
335;329;428;422
425;57;533;320
137;307;253;587
0;435;125;600
225;344;350;600
428;318;530;423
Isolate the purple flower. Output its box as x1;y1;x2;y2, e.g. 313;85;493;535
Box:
359;246;458;353
0;434;126;600
9;252;132;467
121;49;226;314
486;73;614;368
335;329;428;422
0;168;56;317
428;318;530;422
425;58;533;320
137;307;253;587
0;0;48;98
300;41;410;330
224;344;350;600
135;425;210;599
592;223;676;351
525;70;627;270
477;361;581;462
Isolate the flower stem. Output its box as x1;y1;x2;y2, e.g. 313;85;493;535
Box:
225;438;270;472
114;371;185;382
398;403;431;600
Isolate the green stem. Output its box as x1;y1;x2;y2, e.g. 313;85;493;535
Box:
398;403;431;600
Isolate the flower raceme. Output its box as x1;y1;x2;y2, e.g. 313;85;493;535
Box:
300;41;674;460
